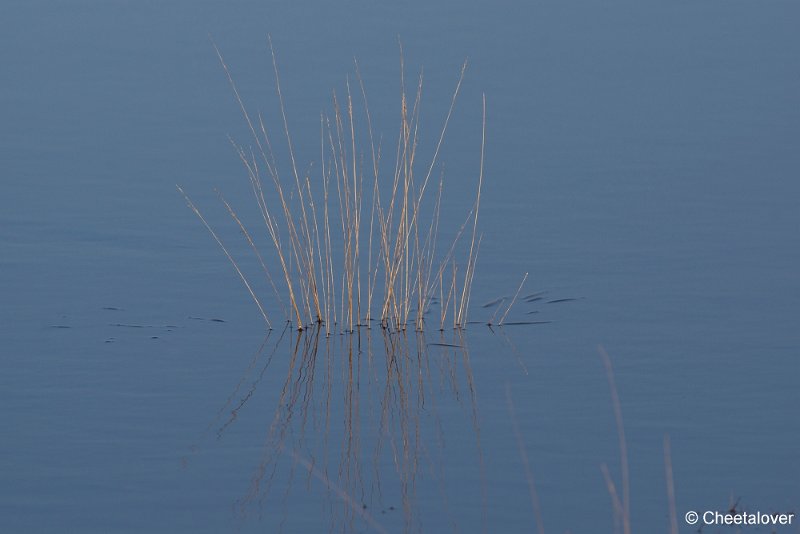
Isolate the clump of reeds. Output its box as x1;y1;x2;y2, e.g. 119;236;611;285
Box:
180;40;489;335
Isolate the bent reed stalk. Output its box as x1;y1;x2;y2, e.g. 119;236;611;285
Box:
181;41;490;335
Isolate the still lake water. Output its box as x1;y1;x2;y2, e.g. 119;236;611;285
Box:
2;1;799;532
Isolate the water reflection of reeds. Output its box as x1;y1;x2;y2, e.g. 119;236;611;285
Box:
209;324;485;532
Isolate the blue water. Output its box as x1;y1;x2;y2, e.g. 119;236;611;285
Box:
2;1;799;533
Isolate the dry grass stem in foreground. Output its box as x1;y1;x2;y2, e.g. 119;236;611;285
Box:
599;345;631;534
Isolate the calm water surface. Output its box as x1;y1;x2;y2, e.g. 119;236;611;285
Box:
2;1;799;533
